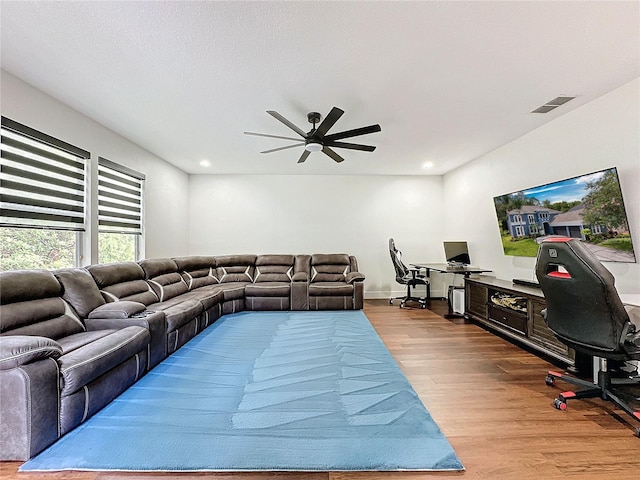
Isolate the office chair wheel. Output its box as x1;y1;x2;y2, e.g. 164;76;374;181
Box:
635;427;640;439
553;398;567;410
389;298;393;305
545;374;555;386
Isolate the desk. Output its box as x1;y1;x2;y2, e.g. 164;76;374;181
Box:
411;263;492;278
410;263;492;318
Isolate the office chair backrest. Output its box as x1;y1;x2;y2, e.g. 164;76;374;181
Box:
389;238;409;282
535;237;631;356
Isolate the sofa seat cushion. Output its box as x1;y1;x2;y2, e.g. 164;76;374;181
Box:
245;282;291;298
57;325;149;396
57;330;119;354
146;299;203;333
183;288;224;311
214;283;249;301
308;282;354;296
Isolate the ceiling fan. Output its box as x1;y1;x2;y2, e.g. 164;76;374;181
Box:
244;107;381;163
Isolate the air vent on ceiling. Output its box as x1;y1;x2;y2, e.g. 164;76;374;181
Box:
531;96;576;114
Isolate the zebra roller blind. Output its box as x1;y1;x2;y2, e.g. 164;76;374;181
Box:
98;157;144;234
0;117;89;231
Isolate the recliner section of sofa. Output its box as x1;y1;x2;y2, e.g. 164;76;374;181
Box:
54;267;166;370
0;269;150;461
214;254;256;314
87;261;201;355
245;254;295;311
0;252;365;461
172;255;223;330
307;254;365;310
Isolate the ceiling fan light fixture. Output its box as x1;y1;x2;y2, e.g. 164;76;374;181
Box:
305;141;323;152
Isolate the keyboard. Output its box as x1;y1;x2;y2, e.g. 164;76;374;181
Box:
512;278;540;289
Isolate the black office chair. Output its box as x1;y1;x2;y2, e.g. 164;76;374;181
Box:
535;237;640;435
389;238;430;309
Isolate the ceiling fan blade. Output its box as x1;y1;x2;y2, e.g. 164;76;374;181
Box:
297;150;311;163
323;124;381;142
325;141;376;152
266;111;307;137
314;107;344;137
322;146;345;163
244;131;301;142
261;143;305;154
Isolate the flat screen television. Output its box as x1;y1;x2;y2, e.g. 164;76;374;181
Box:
444;241;471;265
493;167;636;263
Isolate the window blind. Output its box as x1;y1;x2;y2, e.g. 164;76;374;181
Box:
98;157;144;234
0;117;89;231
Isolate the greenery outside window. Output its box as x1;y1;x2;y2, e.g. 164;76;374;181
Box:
0;117;88;271
97;157;144;263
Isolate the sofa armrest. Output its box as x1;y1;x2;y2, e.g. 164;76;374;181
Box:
87;301;147;319
0;336;62;370
292;272;308;282
346;272;366;284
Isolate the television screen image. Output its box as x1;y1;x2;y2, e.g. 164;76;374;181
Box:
444;241;471;265
493;167;636;263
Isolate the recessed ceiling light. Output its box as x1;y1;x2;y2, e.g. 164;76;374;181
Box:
422;161;434;169
199;160;211;167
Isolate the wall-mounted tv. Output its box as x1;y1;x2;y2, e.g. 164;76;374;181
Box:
493;167;636;263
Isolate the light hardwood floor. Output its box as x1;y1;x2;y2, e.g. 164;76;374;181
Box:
2;299;639;480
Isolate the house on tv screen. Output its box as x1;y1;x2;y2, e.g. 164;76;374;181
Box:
506;204;608;240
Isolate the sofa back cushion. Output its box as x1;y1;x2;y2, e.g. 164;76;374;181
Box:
87;262;158;305
0;270;85;339
310;254;351;283
173;256;218;290
215;255;256;283
139;258;188;302
254;255;294;283
54;268;106;319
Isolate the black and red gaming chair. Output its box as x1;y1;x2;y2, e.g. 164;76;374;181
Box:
535;237;640;436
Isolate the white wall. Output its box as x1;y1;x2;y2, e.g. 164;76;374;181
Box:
1;70;190;260
188;174;445;298
443;78;640;293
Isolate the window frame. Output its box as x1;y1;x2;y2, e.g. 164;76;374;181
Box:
97;157;145;262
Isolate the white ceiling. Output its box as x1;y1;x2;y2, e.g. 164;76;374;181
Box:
1;1;638;176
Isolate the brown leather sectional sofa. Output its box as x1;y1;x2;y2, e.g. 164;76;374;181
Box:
0;253;365;460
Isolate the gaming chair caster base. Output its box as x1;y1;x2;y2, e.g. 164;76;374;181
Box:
553;398;567;410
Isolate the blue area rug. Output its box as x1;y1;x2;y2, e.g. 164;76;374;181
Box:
21;310;463;472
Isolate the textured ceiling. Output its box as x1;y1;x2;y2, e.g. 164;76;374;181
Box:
1;1;638;175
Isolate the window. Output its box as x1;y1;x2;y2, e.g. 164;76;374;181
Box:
1;117;89;271
529;224;538;235
98;157;144;263
513;214;522;223
527;214;535;224
539;212;549;221
514;226;525;237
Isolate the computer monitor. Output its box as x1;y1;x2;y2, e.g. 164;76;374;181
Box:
444;241;470;265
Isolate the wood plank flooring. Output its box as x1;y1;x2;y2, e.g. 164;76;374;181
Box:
2;299;639;480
